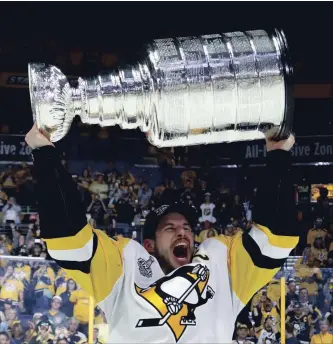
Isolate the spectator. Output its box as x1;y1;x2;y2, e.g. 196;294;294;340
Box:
77;169;92;204
67;317;87;344
13;260;31;285
45;296;67;327
310;319;333;344
312;188;331;229
30;243;43;257
324;301;333;326
253;297;280;334
0;238;10;256
307;218;327;247
295;246;312;268
1;168;16;198
258;317;280;344
115;197;135;227
232;323;255;344
29;319;55;344
54;326;70;343
0;265;24;309
70;287;90;335
89;174;108;201
325;250;333;267
0;332;10;344
0;311;8;333
216;200;231;226
2;197;21;225
4;307;18;334
108;182;122;207
160;180;177;204
87;194;107;228
286;302;317;343
197;221;218;243
199;193;216;224
94;306;106;325
298;288;321;321
93;327;105;344
267;271;284;305
59;279;77;318
33;262;55;313
231;194;245;220
179;187;197;207
121;171;135;186
180;165;196;189
11;234;30;257
223;223;236;237
24;313;43;343
285;322;300;344
55;270;68;296
0;185;8;213
79;168;92;186
295;263;322;305
311;238;328;266
138;183;152;208
11;322;25;344
286;280;299;307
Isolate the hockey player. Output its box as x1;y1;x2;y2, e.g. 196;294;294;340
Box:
25;124;298;343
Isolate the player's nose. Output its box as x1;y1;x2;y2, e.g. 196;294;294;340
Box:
175;226;186;237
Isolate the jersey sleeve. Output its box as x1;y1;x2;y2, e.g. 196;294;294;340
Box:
33;146;130;303
43;227;130;303
217;149;299;315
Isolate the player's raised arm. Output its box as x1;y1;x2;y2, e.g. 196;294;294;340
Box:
25;124;129;303
210;134;299;315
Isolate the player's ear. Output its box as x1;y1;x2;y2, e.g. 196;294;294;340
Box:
143;239;155;254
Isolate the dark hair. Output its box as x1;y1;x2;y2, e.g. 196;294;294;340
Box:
299;288;308;294
66;279;77;292
0;332;10;340
82;168;91;177
285;323;294;335
313;237;324;249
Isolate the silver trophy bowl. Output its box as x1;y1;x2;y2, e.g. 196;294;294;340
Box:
29;28;293;147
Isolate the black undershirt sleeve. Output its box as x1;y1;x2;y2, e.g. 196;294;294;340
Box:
32;145;87;239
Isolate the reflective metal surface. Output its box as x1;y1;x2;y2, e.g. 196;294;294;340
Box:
29;28;292;147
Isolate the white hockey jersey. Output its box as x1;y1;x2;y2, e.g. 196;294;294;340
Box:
44;223;298;343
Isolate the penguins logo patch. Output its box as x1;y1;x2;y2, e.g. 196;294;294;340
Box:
135;264;215;342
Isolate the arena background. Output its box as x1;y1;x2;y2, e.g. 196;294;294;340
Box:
0;2;332;344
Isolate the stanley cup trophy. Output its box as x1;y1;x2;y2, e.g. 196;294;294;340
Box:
28;28;293;148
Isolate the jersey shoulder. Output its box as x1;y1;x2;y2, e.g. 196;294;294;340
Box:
94;229;148;261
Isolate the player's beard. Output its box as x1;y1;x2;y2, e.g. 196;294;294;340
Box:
154;245;174;275
154;243;193;275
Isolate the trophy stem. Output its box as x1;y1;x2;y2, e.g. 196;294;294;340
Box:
75;65;153;132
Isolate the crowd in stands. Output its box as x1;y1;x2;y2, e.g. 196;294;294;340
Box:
0;162;333;343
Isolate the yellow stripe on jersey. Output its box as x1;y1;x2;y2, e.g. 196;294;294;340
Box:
215;225;298;311
249;224;298;259
254;223;299;249
45;224;93;250
46;227;130;304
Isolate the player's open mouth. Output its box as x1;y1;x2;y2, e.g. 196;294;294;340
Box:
172;240;189;265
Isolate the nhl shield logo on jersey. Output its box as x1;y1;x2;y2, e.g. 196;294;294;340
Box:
138;256;155;278
135;263;215;342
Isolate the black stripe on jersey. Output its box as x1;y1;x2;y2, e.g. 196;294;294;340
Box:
53;233;98;274
242;232;286;269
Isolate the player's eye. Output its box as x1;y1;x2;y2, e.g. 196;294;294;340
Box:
183;225;191;231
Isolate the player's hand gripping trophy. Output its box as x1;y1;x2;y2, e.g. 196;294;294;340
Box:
28;28;293;148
